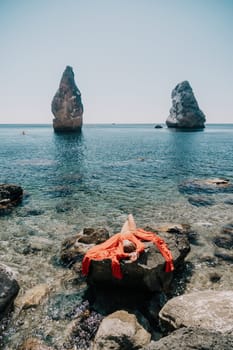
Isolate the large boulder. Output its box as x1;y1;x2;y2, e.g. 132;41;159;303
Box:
0;263;20;319
93;310;151;350
142;327;233;350
166;81;206;129
0;184;23;215
51;66;83;132
159;290;233;333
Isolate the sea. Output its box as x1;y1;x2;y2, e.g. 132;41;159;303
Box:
0;123;233;348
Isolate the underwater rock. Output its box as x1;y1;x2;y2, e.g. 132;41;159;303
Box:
187;195;215;207
0;263;19;320
52;66;83;133
213;223;233;250
166;81;206;129
0;184;23;215
142;327;233;350
178;178;233;195
18;337;54;350
15;284;50;309
159;290;233;333
93;310;151;350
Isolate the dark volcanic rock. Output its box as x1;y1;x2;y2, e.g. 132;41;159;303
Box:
0;184;23;215
166;81;206;129
142;327;233;350
0;264;20;319
85;226;190;292
52;66;83;133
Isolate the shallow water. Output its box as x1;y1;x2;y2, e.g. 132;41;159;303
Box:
1;124;233;348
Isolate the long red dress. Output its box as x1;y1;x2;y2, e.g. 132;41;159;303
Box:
82;228;174;279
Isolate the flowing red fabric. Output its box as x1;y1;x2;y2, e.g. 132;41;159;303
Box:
82;228;174;279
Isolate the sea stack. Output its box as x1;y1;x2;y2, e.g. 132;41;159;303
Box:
52;66;83;132
166;81;206;129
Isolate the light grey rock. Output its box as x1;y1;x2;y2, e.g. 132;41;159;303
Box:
141;327;233;350
159;290;233;333
93;310;151;350
52;66;83;132
166;81;206;129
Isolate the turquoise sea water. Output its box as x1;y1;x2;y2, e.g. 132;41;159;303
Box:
1;123;233;348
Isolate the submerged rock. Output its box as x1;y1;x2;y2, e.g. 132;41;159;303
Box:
159;290;233;333
179;178;233;195
0;264;20;320
93;310;151;350
15;284;50;309
166;81;206;129
142;327;233;350
18;338;54;350
0;184;23;215
51;66;83;133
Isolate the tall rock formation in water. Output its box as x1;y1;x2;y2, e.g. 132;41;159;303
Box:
52;66;83;132
166;81;206;129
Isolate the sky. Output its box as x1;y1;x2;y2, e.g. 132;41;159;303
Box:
0;0;233;124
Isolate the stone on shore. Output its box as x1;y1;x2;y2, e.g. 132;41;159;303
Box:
159;290;233;333
142;327;233;350
51;66;83;133
15;284;50;309
166;81;206;129
93;310;151;350
0;263;20;319
0;184;23;215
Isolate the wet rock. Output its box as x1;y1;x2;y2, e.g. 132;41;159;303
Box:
52;66;83;133
47;291;85;320
166;81;206;129
142;327;233;350
0;184;23;215
93;310;151;350
187;195;215;207
28;237;54;253
154;124;163;129
86;226;190;292
213;223;233;250
60;228;109;266
0;263;20;319
224;198;233;205
15;284;50;309
179;178;233;195
64;300;103;350
18;337;53;350
159;290;233;333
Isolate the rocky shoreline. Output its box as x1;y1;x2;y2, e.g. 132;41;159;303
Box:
1;179;233;349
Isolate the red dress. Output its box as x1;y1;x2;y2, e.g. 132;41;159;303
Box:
82;228;174;279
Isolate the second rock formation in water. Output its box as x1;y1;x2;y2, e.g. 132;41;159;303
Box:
166;81;206;129
51;66;83;132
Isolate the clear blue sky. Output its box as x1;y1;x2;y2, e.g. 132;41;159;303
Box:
0;0;233;124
